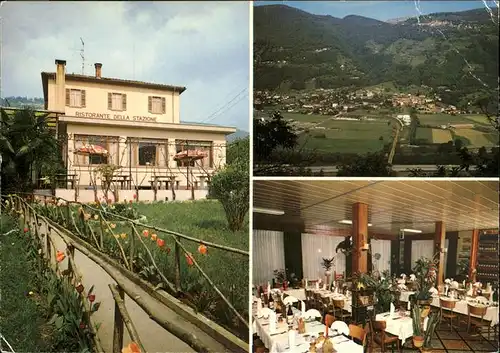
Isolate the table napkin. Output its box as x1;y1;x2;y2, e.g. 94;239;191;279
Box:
288;329;296;352
269;312;276;333
316;281;320;290
301;300;306;315
407;300;411;311
267;282;271;294
390;302;395;316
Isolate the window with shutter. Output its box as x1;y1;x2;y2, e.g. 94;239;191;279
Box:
122;94;127;111
161;97;166;113
69;89;82;107
111;93;123;111
108;93;112;110
81;90;86;108
65;89;70;106
151;97;162;114
148;96;152;113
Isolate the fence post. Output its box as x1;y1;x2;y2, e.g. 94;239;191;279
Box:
174;235;181;293
67;244;75;280
112;285;125;353
65;203;70;228
99;215;105;250
129;223;135;272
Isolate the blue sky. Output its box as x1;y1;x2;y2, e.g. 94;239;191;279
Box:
255;1;497;21
1;2;250;130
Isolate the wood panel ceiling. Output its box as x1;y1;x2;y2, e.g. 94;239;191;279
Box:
253;180;499;235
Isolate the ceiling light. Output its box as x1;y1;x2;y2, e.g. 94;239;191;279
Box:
253;207;285;216
338;220;373;227
401;228;422;233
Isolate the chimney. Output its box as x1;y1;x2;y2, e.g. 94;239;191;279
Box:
55;59;66;111
94;63;102;78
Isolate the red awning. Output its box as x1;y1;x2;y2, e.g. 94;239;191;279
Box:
173;150;207;161
75;144;108;155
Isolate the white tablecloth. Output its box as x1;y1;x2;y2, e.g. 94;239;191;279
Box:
375;312;414;341
252;305;362;353
399;292;499;327
284;289;306;301
312;289;352;312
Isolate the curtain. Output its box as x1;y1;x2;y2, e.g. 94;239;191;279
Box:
253;230;285;285
371;239;391;275
443;239;449;278
411;240;434;270
301;233;346;280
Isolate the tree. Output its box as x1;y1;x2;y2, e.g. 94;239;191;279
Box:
254;111;298;162
336;151;393;177
209;137;249;232
0;108;61;193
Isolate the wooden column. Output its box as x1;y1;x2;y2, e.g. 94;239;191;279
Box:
352;203;369;274
434;221;446;287
469;229;479;282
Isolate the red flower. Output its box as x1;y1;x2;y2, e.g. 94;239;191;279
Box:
185;253;194;266
23;227;29;233
75;283;84;293
157;238;165;247
129;200;133;204
88;294;96;303
133;194;137;199
198;244;208;255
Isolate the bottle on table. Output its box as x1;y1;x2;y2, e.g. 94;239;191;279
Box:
268;292;274;310
287;304;294;325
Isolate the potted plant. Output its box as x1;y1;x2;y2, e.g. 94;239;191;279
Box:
412;253;439;306
273;269;286;288
411;304;424;348
422;311;441;352
359;271;398;313
322;257;334;275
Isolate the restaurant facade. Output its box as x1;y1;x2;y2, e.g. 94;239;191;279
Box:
40;59;235;202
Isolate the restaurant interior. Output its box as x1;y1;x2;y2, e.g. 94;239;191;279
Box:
252;180;499;353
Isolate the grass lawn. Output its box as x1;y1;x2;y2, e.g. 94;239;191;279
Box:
298;120;391;154
102;200;249;333
0;216;54;352
454;129;499;147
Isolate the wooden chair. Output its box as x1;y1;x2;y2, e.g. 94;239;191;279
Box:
467;303;491;339
325;313;336;328
439;298;458;331
332;298;351;321
369;320;400;352
349;324;367;348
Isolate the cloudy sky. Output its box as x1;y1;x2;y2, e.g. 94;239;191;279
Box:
1;1;250;130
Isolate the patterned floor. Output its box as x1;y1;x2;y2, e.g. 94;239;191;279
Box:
253;320;499;353
372;319;498;353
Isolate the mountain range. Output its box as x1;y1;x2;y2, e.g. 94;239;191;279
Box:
254;5;498;107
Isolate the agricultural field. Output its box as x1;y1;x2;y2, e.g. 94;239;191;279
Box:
416;127;453;144
281;111;328;123
417;113;474;126
299;120;393;154
454;129;499;147
462;115;491;126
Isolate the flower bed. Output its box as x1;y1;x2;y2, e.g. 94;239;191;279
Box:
13;196;249;341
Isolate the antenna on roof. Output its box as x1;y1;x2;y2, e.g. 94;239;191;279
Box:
80;37;85;75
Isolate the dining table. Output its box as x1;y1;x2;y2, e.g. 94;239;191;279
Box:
252;299;363;353
375;311;414;342
399;291;499;326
